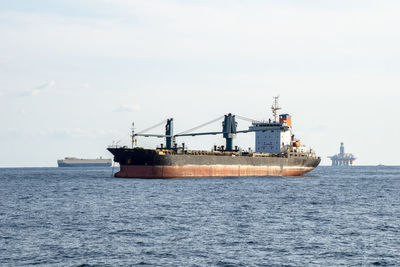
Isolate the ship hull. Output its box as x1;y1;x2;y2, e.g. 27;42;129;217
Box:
108;148;320;178
116;164;317;178
57;158;112;167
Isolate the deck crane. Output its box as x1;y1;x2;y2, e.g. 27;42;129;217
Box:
131;114;268;151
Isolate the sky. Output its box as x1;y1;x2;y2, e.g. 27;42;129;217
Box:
0;0;399;167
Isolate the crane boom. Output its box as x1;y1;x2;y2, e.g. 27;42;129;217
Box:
131;113;288;151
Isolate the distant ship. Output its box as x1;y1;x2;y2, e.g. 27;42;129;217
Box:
57;157;112;167
107;97;320;178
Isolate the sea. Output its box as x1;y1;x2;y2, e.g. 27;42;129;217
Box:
0;166;399;266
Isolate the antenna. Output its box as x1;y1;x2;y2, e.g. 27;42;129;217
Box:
271;95;281;122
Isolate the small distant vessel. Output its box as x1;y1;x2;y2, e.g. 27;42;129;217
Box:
57;157;112;167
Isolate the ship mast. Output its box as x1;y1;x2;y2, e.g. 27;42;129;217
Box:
131;122;135;148
271;96;281;122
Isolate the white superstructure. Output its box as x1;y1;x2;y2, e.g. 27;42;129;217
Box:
249;96;309;155
249;121;292;153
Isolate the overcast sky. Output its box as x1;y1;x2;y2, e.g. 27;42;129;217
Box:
1;0;399;167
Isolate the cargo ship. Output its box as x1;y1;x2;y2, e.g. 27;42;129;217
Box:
108;97;320;178
57;157;112;167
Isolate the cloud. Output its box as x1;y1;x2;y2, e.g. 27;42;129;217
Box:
114;104;141;112
3;2;400;67
77;83;91;89
35;80;55;90
23;80;55;96
0;91;3;97
97;129;127;139
38;128;90;138
0;59;9;66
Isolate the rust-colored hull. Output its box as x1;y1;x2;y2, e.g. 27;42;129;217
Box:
108;147;321;178
115;165;316;178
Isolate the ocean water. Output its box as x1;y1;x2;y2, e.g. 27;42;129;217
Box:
0;166;399;266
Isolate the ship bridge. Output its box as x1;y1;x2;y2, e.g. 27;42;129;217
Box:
248;96;293;154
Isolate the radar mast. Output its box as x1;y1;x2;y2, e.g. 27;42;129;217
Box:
271;96;281;122
131;122;135;148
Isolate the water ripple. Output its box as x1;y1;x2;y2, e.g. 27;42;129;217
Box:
0;166;400;266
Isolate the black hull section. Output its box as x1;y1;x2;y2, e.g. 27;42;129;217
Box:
107;148;321;178
108;148;319;168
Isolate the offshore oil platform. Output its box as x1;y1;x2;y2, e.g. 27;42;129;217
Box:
328;142;356;166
